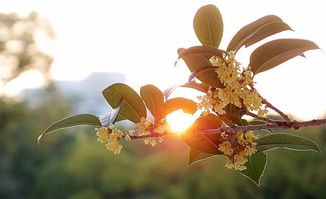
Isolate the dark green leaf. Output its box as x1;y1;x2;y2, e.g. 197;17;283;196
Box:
250;39;319;75
227;15;292;52
181;116;223;154
102;83;146;123
140;84;164;119
182;54;223;88
188;148;216;166
240;152;267;186
256;133;320;152
38;114;101;145
163;97;197;117
193;5;223;47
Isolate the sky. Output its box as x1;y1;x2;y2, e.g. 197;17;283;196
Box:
1;0;326;120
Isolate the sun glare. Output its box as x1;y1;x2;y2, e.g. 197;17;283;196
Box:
166;110;197;135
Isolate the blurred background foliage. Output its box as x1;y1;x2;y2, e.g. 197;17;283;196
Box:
0;11;326;199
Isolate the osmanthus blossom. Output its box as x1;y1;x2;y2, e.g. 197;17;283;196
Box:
96;118;169;153
198;51;268;116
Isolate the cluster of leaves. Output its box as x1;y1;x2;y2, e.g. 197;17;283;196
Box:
39;5;321;185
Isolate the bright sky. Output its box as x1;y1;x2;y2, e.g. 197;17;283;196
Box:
1;0;326;120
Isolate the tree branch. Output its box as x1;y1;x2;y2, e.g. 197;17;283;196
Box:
129;132;172;140
245;111;280;124
196;118;326;135
261;97;290;122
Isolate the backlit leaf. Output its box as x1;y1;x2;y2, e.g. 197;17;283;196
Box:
188;148;216;166
163;82;209;100
240;152;267;186
140;84;164;119
163;97;197;117
102;83;146;123
181;81;209;93
182;54;223;88
181;116;223;154
38;114;101;145
227;15;292;52
256;133;320;152
250;39;319;75
178;46;224;60
193;5;223;47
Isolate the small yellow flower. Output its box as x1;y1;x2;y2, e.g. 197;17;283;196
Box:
218;141;234;156
198;51;268;116
95;124;124;154
221;131;258;171
96;127;109;143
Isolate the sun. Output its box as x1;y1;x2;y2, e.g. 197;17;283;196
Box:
166;110;197;134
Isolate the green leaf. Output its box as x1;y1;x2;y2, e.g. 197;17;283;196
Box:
38;114;101;145
181;116;223;154
140;84;164;119
188;148;216;166
182;54;223;88
163;97;197;117
250;39;319;75
256;133;320;152
227;15;292;52
240;152;267;186
102;83;146;123
193;5;223;47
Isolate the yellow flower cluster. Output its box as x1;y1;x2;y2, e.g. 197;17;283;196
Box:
198;51;267;116
133;117;168;147
95;124;125;154
218;131;257;171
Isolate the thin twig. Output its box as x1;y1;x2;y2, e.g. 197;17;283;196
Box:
261;97;290;122
129;132;172;140
245;111;280;124
249;84;290;122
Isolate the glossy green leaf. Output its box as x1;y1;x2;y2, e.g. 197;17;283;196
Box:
240;152;267;186
188;148;216;166
227;15;292;52
256;133;320;152
181;115;223;154
163;97;197;117
193;5;223;47
182;54;223;88
102;83;146;123
38;114;101;145
140;84;164;119
250;39;319;75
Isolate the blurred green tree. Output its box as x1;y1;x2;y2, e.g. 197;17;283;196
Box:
0;11;53;88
